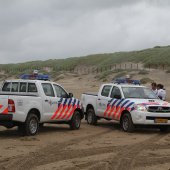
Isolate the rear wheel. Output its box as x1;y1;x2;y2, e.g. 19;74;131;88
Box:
69;111;81;130
18;113;39;136
87;108;97;125
121;113;134;132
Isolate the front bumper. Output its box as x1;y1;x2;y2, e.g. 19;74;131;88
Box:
131;111;170;125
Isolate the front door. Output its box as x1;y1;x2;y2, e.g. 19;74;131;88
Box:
42;83;59;121
96;85;112;117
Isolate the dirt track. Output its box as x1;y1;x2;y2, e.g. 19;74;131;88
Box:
0;121;170;170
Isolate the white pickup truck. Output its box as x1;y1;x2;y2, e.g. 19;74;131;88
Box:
0;80;83;135
81;83;170;132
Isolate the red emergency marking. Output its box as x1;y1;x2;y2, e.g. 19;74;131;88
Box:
56;104;68;119
2;108;8;114
51;104;63;120
66;105;77;120
61;105;72;119
51;99;81;120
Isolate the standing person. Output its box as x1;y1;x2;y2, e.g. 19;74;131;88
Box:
157;84;166;101
151;82;158;95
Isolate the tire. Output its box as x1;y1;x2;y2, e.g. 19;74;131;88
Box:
69;111;81;130
87;108;97;125
18;113;39;136
159;126;169;133
121;113;134;132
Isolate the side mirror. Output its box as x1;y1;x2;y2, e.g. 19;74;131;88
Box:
68;93;73;98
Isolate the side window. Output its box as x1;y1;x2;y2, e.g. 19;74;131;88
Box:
28;83;37;93
101;85;112;97
53;85;68;98
20;82;27;92
110;86;122;99
42;83;55;97
11;82;19;92
2;82;11;92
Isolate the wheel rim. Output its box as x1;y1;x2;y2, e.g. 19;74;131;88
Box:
87;112;93;124
123;116;129;131
29;118;38;134
75;114;80;128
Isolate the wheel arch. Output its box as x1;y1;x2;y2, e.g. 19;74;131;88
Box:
74;108;84;119
27;108;41;121
120;110;131;123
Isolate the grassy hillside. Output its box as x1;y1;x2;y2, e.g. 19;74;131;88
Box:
0;45;170;76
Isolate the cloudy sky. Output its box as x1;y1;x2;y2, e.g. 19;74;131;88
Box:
0;0;170;63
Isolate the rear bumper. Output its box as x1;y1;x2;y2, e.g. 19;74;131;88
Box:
0;114;13;122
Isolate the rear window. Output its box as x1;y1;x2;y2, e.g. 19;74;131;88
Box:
19;82;27;92
28;83;37;93
2;82;11;92
11;82;19;92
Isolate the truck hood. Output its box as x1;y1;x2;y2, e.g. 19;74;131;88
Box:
126;98;170;107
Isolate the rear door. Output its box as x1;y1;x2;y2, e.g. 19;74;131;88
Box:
96;85;112;117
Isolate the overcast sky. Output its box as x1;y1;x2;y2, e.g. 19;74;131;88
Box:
0;0;170;63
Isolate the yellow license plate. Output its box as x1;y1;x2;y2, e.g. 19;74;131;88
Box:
154;118;168;123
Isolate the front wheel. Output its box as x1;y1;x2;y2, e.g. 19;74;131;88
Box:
69;111;81;130
121;113;134;132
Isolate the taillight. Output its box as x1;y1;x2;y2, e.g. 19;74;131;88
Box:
8;99;15;112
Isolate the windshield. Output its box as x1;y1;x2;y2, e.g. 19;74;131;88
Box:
122;87;158;99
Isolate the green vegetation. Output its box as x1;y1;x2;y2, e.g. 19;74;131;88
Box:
138;70;149;75
0;45;170;77
140;78;153;84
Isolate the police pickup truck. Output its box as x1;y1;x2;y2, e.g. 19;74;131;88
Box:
0;80;83;136
81;80;170;132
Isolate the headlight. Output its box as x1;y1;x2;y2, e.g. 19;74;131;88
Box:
134;104;147;112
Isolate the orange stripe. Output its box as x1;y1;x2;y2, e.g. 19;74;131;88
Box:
51;104;63;120
56;104;68;119
104;105;110;117
66;105;77;120
61;105;73;119
2;107;8;114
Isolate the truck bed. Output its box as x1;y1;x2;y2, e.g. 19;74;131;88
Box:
82;92;98;96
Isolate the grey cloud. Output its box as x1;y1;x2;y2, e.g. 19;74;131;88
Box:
0;0;170;63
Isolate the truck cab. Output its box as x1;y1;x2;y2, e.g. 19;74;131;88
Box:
81;82;170;132
0;79;83;136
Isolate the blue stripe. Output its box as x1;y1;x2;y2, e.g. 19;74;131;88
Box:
72;99;76;106
58;98;63;107
108;99;114;106
68;98;72;106
116;99;125;108
111;99;118;106
63;98;68;106
121;100;130;108
125;102;135;109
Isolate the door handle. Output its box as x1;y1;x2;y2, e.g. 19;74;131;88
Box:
45;99;49;102
98;98;101;101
